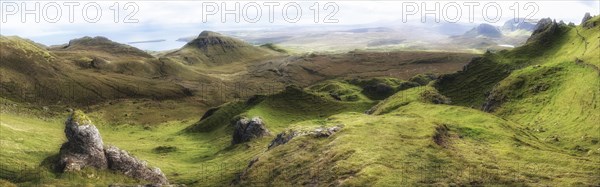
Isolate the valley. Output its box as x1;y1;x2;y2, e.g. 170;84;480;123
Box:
0;13;599;187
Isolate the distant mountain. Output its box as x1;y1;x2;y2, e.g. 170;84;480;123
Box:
451;19;539;50
52;36;153;58
463;23;503;38
501;18;537;32
0;36;193;105
165;31;278;66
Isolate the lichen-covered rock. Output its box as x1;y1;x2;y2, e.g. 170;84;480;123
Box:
267;125;344;149
268;130;298;149
313;126;343;138
232;117;270;144
105;146;169;185
58;110;108;171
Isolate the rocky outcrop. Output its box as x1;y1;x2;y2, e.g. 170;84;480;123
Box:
581;13;596;29
313;126;343;138
232;117;271;144
57;110;168;185
526;18;559;45
235;125;344;184
581;13;592;25
267;125;344;149
105;146;169;184
58;110;108;171
268;130;298;149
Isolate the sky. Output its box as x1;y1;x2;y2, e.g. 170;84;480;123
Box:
1;0;599;50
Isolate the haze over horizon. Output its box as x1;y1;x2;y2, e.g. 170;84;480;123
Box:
1;0;599;50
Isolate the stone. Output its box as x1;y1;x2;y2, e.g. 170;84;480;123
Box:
313;126;342;138
105;146;169;185
268;130;298;149
232;117;270;144
58;110;108;172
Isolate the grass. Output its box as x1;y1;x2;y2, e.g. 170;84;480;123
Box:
71;110;91;125
239;87;600;186
306;80;371;102
435;17;600;152
260;43;288;53
189;86;375;134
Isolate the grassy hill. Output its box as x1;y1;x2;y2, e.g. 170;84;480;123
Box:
238;87;599;186
0;36;204;106
164;31;280;67
436;16;600;153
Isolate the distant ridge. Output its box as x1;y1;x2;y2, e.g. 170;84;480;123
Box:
53;36;153;58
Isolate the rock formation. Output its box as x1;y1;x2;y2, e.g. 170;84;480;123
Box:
105;146;169;184
58;110;108;171
267;125;344;149
526;18;559;45
581;13;596;29
57;110;168;185
581;12;592;25
232;117;271;144
268;130;298;149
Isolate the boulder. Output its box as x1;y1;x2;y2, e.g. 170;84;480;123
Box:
232;117;270;144
105;146;169;185
58;110;108;171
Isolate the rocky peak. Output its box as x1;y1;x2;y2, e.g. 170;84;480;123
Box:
581;13;597;29
582;12;592;25
532;18;555;34
185;30;250;50
526;18;559;44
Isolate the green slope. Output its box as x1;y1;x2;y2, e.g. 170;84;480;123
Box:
436;17;600;152
238;86;600;186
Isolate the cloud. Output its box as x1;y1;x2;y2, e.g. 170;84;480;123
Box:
2;0;598;50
